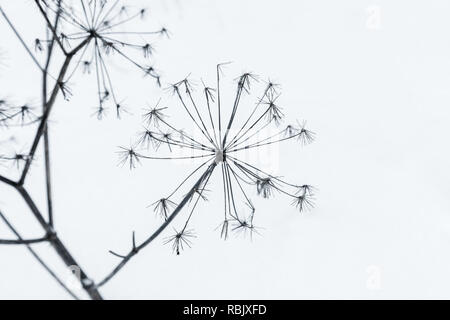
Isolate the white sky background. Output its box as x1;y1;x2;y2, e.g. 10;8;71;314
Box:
1;0;450;299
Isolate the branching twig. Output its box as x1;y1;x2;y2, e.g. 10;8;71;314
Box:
97;163;216;288
0;210;80;300
13;185;103;299
0;0;171;299
34;0;68;55
19;37;92;185
0;6;44;71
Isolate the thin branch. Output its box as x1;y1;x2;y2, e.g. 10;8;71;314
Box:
19;36;92;184
185;86;217;148
95;0;120;29
166;156;214;198
227;132;300;153
97;162;217;288
233;127;286;150
181;166;215;231
0;237;48;245
225;83;272;149
228;120;272;150
139;153;215;161
221;75;246;148
229;155;300;189
226;162;254;211
42;2;62;228
0;210;80;300
34;0;68;55
0;174;18;187
173;85;215;146
158;117;211;151
8;184;103;300
203;85;219;146
0;6;44;71
43;129;54;226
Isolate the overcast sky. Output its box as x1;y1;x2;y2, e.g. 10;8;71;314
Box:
1;0;450;299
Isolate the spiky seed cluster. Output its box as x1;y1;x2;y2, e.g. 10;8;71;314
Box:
297;121;315;145
163;228;196;255
37;0;168;118
256;177;276;198
117;146;141;170
118;64;315;255
0;98;38;170
0;153;32;170
263;91;284;126
0;100;41;128
143;102;168;128
232;218;259;239
1;1;171;171
292;184;315;211
151;198;177;220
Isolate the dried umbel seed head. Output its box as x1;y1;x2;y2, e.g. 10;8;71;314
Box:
117;64;315;256
34;0;168;119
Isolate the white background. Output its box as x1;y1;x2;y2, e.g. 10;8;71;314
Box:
1;0;450;299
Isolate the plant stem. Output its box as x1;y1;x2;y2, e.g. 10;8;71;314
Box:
0;3;99;299
14;185;103;300
0;210;80;299
0;237;48;245
97;162;217;288
19;37;91;185
0;34;100;299
42;0;62;228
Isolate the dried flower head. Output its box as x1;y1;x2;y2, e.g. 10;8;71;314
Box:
292;194;314;212
291;184;315;212
256;177;276;198
163;228;196;255
297;120;315;145
232;218;260;239
136;129;160;150
117;146;141;170
38;0;168;118
142;102;167;128
263;92;284;125
120;64;315;255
